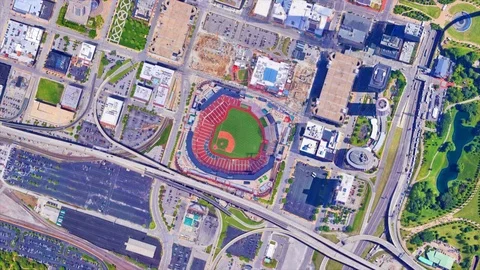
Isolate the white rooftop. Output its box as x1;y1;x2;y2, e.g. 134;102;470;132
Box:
272;3;287;22
133;84;153;103
253;0;272;17
299;137;318;155
60;84;83;111
78;42;96;61
370;118;378;140
100;96;123;127
153;86;169;107
304;121;324;141
125;238;156;258
250;56;290;92
1;20;43;65
336;173;354;204
285;0;311;30
140;62;175;87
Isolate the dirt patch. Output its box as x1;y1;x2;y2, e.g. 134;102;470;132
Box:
13;191;38;209
190;34;234;77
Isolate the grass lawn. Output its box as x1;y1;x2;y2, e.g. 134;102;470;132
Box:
36;78;64;105
312;251;324;270
119;17;149;51
351;184;371;234
237;69;247;82
229;208;264;226
105;60;130;78
211;108;264;158
447;3;480;46
399;0;441;18
109;63;137;84
320;233;340;244
371;127;403;213
455;187;480;223
98;52;106;78
351;116;372;146
410;222;480;261
326;260;344;270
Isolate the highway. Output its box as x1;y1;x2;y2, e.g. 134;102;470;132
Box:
0;119;421;269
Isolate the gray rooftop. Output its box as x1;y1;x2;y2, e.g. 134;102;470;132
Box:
368;63;391;91
60;85;83;111
433;55;453;78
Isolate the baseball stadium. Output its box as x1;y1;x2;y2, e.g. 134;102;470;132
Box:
185;88;277;180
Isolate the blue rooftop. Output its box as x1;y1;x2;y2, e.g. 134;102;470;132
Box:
263;68;278;83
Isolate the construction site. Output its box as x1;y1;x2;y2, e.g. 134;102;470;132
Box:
190;34;235;78
285;62;317;113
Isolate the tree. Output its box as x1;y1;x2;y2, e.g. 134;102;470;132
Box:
439;193;455;209
419;231;436;242
345;225;353;233
439;141;455;152
410;235;423;246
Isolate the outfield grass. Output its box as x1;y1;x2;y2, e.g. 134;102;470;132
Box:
447;3;480;47
371;128;403;213
119;17;149;51
211;108;263;158
237;69;247;82
399;0;441;18
455;187;480;223
36;78;64;105
351;184;371;234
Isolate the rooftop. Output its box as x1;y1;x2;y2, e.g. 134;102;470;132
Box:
368;63;391;91
1;20;44;65
65;0;91;25
312;53;360;124
78;42;96;62
13;0;54;20
253;0;272;17
100;96;124;127
346;147;375;170
140;62;175;86
133;84;153;103
60;84;83;111
404;23;423;40
44;50;72;74
426;250;455;270
433;55;453;78
335;173;354;204
250;56;291;93
133;0;156;20
125;238;157;258
399;41;415;64
380;34;403;50
338;13;371;48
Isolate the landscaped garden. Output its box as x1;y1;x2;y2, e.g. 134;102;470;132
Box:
35;78;64;105
350;116;372;146
56;5;99;38
446;3;480;47
407;221;480;269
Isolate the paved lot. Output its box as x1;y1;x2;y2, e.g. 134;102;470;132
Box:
197;215;218;246
203;13;239;40
4;148;152;225
283;162;338;220
0;221;103;269
77;121;113;149
203;13;279;50
169;243;192;270
120;108;162;148
60;208;162;268
190;257;206;270
0;69;30;119
272;234;289;270
222;226;261;260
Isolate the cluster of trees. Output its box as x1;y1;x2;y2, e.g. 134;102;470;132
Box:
0;250;47;270
437;112;452;138
444;49;480;103
410;230;436;246
404;180;471;224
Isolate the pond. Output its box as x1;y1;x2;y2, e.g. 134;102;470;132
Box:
436;111;474;193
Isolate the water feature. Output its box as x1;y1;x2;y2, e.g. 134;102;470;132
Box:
436;111;475;193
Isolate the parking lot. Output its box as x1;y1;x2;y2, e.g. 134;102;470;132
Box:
77;121;112;149
203;12;279;50
120;107;163;148
4;148;153;225
222;226;261;260
197;215;218;246
169;243;192;270
203;13;239;40
60;208;162;268
0;221;103;269
0;69;31;119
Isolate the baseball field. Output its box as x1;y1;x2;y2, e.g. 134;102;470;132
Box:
211;108;264;158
